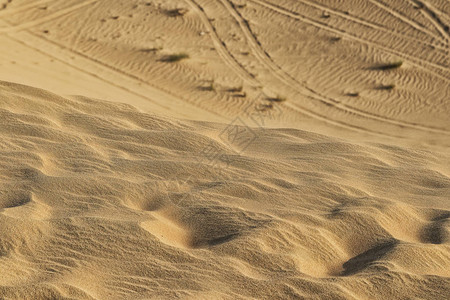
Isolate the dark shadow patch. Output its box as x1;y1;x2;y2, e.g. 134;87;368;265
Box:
159;53;190;62
194;232;240;248
162;8;189;17
341;239;399;276
421;212;449;244
0;191;32;209
369;61;403;71
375;84;396;90
267;96;286;102
139;47;162;53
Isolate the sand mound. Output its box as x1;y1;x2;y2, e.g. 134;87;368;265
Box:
0;81;449;299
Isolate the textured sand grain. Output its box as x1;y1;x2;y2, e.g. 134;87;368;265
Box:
0;0;449;299
0;81;449;299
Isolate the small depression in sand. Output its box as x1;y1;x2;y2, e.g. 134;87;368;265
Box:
140;210;193;249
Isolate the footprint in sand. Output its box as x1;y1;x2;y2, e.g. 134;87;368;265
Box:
0;191;51;220
140;208;193;249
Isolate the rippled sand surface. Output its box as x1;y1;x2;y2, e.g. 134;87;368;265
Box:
0;1;449;299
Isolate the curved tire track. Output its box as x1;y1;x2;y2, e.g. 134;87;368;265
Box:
367;0;445;42
0;0;51;18
2;0;449;139
249;0;449;79
5;30;225;120
183;0;429;138
219;0;450;135
0;0;98;33
297;0;447;50
410;0;450;41
184;0;260;87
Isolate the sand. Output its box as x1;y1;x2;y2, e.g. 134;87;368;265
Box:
0;0;449;299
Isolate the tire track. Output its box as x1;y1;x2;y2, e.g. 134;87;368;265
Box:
296;0;447;50
182;1;411;138
249;0;449;81
367;0;445;42
183;0;450;138
5;33;172;114
2;0;448;139
220;0;450;135
0;36;434;141
178;1;418;139
0;0;98;33
0;1;235;123
184;0;260;87
5;31;225;121
282;98;409;139
410;0;450;42
0;0;51;18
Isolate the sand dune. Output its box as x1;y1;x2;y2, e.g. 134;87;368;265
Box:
0;0;449;299
0;81;449;299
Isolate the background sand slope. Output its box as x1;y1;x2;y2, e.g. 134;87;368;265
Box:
0;0;449;148
0;81;449;299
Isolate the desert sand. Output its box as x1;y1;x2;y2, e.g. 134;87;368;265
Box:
0;0;449;299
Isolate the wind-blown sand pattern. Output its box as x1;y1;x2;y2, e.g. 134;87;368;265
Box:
1;81;449;299
0;0;449;299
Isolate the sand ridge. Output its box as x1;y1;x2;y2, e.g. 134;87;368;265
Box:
0;81;449;299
